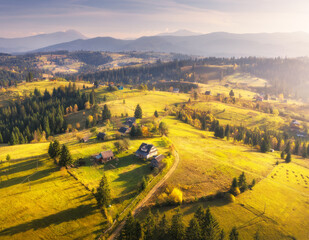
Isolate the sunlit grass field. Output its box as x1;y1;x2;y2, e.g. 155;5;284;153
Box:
0;143;104;240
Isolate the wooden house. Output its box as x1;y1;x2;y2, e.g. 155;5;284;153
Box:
118;127;129;135
135;143;158;159
97;132;106;140
125;117;136;127
93;150;114;163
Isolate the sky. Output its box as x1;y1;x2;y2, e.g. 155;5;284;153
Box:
1;0;309;38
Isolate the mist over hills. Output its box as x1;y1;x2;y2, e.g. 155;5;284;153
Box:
33;31;309;57
0;30;86;53
2;30;309;57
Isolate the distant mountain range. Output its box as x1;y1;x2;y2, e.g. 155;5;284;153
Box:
0;30;86;53
2;30;309;57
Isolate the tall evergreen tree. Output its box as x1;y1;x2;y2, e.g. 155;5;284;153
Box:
170;210;186;240
96;174;111;207
102;104;111;121
229;227;239;240
53;140;61;159
59;144;73;167
203;207;221;240
186;217;202;240
157;214;169;240
238;172;248;192
285;152;292;163
119;212;142;240
143;209;155;240
134;104;143;119
302;143;307;158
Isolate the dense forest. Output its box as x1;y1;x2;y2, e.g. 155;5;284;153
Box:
0;83;90;144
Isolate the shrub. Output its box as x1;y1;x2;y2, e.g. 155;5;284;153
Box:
225;193;236;203
169;188;183;204
231;187;241;196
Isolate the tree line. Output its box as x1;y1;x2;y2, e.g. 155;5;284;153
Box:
0;83;90;145
118;206;242;240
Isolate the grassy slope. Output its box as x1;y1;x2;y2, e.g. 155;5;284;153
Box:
191;101;285;130
149;116;309;240
0;143;104;240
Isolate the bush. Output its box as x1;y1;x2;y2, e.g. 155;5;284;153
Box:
169;188;183;204
225;193;236;203
231;187;241;196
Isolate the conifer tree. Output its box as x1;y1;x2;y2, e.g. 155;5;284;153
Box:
302;143;307;158
186;217;202;240
170;210;186;240
157;214;169;240
134;104;143;119
53;140;61;159
59;144;73;167
154;110;159;118
143;209;155;240
281;151;285;159
119;212;142;240
130;125;137;137
102;104;111;121
238;172;248;192
203;207;221;240
96;174;111;207
229;227;239;240
285;152;292;163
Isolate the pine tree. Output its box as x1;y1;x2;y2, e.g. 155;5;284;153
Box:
53;140;61;159
136;125;143;137
102;104;111;121
238;172;248;192
90;89;95;105
281;151;285;159
302;143;307;158
229;227;239;240
260;136;270;153
225;124;230;140
134;104;143;119
96;174;111;207
285;152;291;163
130;125;137;137
229;90;235;97
186;217;202;240
203;207;221;240
157;214;169;240
154;110;159;118
143;209;155;240
170;210;186;240
48;142;55;158
59;144;73;167
119;212;142;240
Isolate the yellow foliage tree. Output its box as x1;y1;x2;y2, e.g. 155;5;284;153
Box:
169;188;183;204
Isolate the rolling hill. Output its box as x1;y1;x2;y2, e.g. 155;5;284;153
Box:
0;30;86;53
33;31;309;57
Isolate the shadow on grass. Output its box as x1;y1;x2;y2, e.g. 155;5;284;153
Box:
0;166;58;189
0;204;97;237
0;154;47;176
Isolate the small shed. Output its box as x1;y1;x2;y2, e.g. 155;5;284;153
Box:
118;127;129;135
97;132;106;140
118;85;124;90
150;155;165;169
205;91;211;95
173;88;180;93
80;137;89;143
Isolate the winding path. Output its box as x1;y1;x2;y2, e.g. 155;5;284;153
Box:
108;148;180;240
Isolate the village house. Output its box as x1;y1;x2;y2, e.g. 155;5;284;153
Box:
97;132;106;140
80;136;89;143
135;143;158;159
125;117;136;127
205;91;211;95
290;120;301;131
117;85;124;90
150;154;165;169
118;127;129;135
173;88;180;93
93;150;114;163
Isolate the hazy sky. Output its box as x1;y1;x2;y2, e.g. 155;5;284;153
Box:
1;0;309;38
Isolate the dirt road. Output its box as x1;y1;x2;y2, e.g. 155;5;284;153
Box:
108;149;180;240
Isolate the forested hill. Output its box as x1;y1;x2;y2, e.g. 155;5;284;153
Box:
33;32;309;57
0;83;92;145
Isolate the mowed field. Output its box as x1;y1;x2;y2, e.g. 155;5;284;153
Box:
0;143;104;240
191;101;285;130
146;116;309;239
